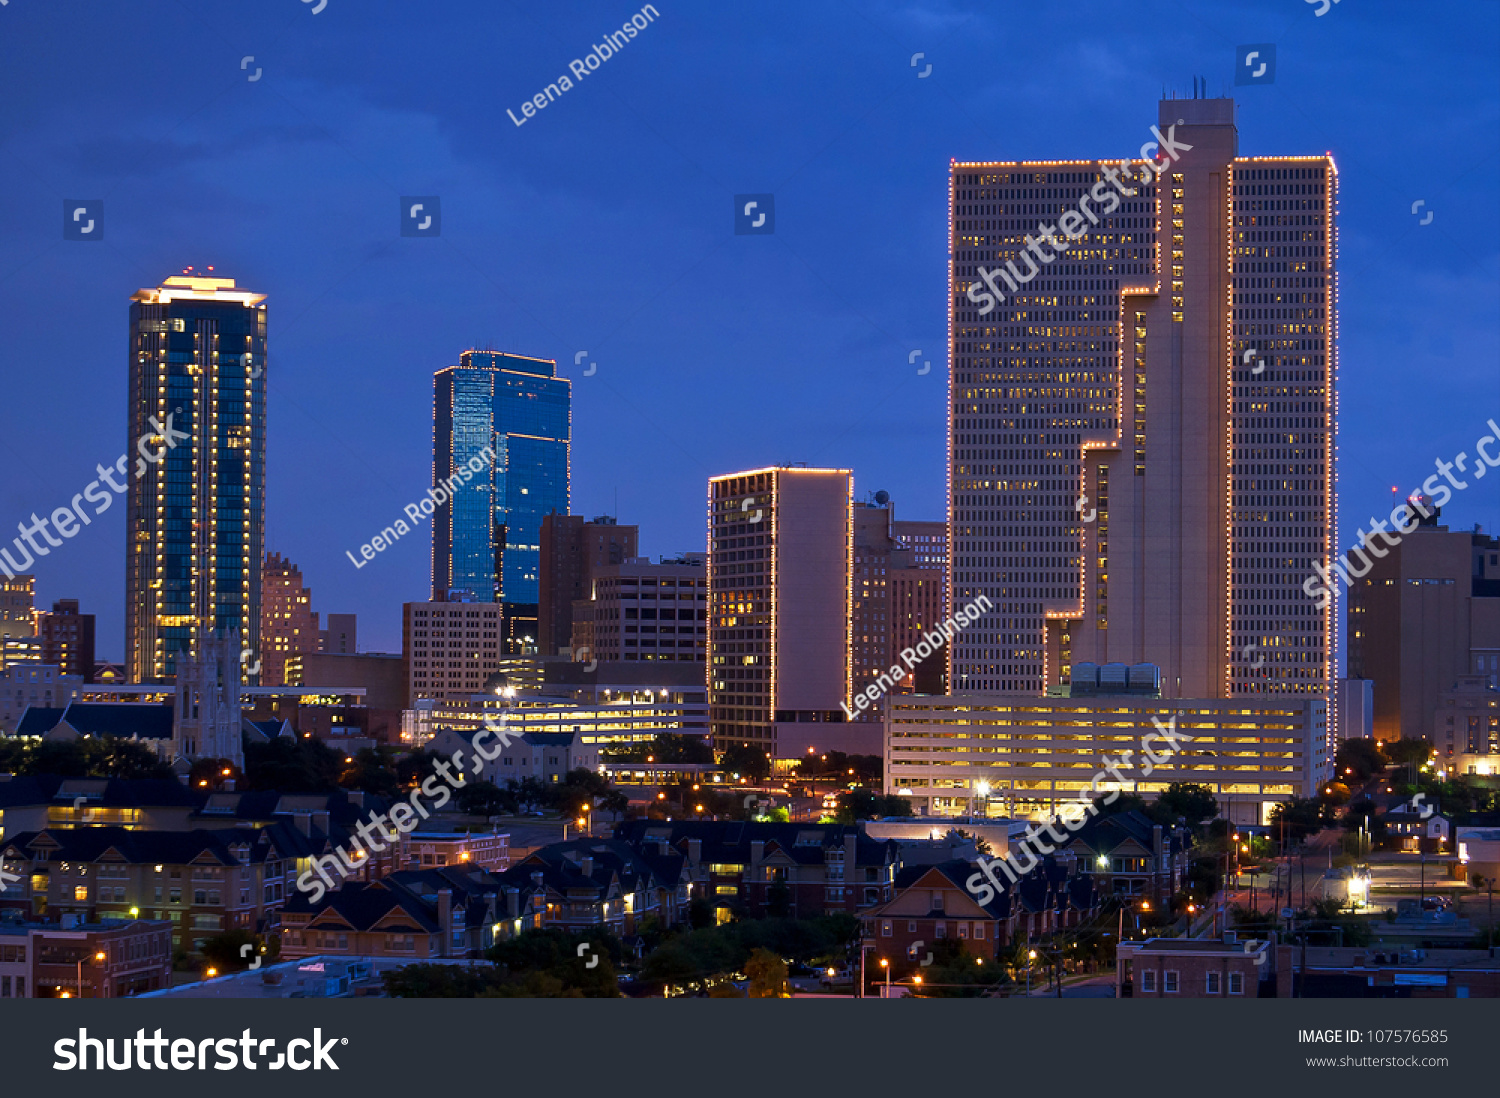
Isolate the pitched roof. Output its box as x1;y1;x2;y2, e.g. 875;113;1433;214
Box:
1;826;245;867
58;702;175;739
285;880;442;934
612;819;900;866
15;707;66;735
0;775;201;811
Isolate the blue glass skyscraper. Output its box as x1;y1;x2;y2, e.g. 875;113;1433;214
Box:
432;351;570;653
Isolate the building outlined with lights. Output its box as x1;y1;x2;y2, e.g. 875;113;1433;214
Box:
126;274;267;683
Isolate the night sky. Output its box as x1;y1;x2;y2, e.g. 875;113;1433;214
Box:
0;0;1495;660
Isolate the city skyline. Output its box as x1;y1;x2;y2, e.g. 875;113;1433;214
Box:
0;2;1494;661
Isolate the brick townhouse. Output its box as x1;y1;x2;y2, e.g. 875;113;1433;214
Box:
862;858;1100;978
613;821;899;919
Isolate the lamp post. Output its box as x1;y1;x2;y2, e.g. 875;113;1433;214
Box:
879;957;890;998
1026;949;1036;997
76;950;105;999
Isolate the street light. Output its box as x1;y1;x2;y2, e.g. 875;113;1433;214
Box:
1026;949;1037;997
879;957;890;997
75;950;106;999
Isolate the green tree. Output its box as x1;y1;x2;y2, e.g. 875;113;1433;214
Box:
834;789;912;823
1381;738;1434;779
243;735;343;792
199;929;270;972
1335;738;1385;783
455;780;515;816
745;948;790;997
1155;783;1220;827
339;746;401;797
1269;796;1327;844
720;743;771;782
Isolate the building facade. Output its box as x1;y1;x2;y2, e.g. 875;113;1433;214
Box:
0;917;173;999
0;575;35;669
853;502;948;706
538;514;637;658
432;351;571;655
1347;515;1500;742
319;613;358;655
949;96;1336;706
708;467;852;755
403;599;503;703
885;691;1331;825
571;555;706;664
127;274;267;683
260;552;319;687
0;663;82;731
36;600;95;683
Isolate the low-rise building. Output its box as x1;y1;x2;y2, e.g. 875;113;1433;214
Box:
0;915;174;998
1;664;83;731
496;838;689;940
613;820;900;920
861;858;1099;978
398;830;511;873
1117;934;1287;998
280;867;546;961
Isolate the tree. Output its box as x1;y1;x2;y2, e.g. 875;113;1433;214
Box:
10;737;174;780
1270;796;1327;844
720;744;771;783
1381;738;1433;777
1335;738;1384;783
340;747;401;797
1155;783;1219;827
199;929;270;972
243;735;342;792
508;777;551;813
833;789;912;823
455;780;515;817
745;948;790;997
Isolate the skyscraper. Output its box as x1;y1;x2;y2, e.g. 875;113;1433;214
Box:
127;273;267;683
708;466;852;755
949;96;1336;703
432;351;570;654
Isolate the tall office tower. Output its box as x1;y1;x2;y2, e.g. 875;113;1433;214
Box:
260;552;319;686
1346;505;1500;743
572;554;706;663
538;513;638;657
0;574;35;670
320;613;358;654
949;96;1336;701
127;273;267;683
708;467;852;756
37;599;96;682
432;351;570;656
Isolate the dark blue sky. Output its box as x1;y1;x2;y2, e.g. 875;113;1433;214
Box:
0;0;1495;660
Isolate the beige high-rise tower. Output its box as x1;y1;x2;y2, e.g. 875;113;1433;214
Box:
708;467;853;755
949;95;1336;702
